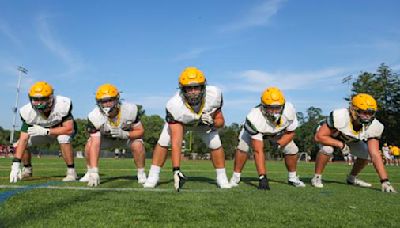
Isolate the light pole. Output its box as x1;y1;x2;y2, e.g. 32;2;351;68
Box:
342;75;353;100
10;66;28;145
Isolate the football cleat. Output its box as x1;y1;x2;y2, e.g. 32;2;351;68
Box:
229;175;240;188
217;176;232;189
258;175;270;190
174;171;187;192
137;172;147;184
346;175;372;188
288;176;306;187
79;172;90;182
311;176;324;188
143;176;159;188
62;169;78;182
21;167;33;179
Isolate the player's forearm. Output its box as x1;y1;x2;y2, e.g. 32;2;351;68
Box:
277;132;295;147
49;125;74;136
128;128;144;139
88;137;101;168
14;137;28;159
315;135;343;148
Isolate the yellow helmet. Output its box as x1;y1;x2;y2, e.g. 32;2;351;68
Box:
179;67;206;106
261;87;285;106
96;83;119;100
260;87;285;122
28;81;54;112
179;67;206;87
350;93;377;124
29;81;53;98
95;84;120;116
351;93;377;111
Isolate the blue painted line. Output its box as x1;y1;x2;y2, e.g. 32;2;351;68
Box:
0;181;62;204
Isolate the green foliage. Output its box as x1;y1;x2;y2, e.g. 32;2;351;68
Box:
219;123;240;159
141;115;164;154
294;106;325;159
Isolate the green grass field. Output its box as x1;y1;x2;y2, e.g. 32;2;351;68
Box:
0;157;399;227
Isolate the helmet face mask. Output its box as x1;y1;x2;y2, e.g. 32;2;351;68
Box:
261;104;284;122
30;96;54;113
351;106;376;125
181;85;205;106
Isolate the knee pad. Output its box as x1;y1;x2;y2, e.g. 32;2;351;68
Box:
319;145;334;156
282;141;298;155
57;135;72;144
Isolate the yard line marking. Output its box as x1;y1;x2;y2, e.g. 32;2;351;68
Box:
0;185;250;193
0;181;62;203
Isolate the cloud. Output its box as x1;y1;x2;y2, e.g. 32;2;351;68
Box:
219;0;287;32
172;48;209;62
36;14;85;77
0;19;23;48
228;67;349;92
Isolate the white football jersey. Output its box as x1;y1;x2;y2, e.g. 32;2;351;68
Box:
165;85;223;126
88;102;140;134
20;95;72;128
326;108;383;142
244;102;298;137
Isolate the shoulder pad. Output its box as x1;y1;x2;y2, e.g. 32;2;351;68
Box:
205;86;223;109
366;119;384;139
282;102;296;121
332;108;349;129
88;107;106;129
19;103;35;122
53;96;72;117
120;102;139;121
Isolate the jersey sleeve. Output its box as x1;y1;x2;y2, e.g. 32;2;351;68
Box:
86;119;98;134
326;111;336;129
243;118;259;135
61;103;74;122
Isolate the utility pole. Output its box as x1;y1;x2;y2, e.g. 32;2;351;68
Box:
10;66;28;145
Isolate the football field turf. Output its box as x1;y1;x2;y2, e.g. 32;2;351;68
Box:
0;157;399;227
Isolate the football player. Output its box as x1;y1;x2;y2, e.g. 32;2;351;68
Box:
311;93;396;193
10;81;77;183
81;84;146;187
143;67;231;191
229;87;305;190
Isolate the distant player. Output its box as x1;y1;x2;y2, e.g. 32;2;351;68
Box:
143;67;231;191
311;93;396;193
80;84;146;187
382;143;392;165
10;81;77;183
229;87;305;190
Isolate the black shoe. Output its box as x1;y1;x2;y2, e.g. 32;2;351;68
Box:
258;175;270;190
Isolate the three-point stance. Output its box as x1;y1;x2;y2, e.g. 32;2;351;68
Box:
143;67;231;191
81;84;146;187
10;81;77;183
230;87;305;190
311;93;396;193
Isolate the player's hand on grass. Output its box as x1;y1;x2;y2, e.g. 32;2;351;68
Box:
10;162;22;183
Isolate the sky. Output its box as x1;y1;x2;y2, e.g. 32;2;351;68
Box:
1;0;400;130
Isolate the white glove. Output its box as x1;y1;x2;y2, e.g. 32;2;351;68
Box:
341;143;350;156
88;168;100;187
10;162;22;183
381;181;397;193
110;127;129;139
28;125;50;136
201;112;214;126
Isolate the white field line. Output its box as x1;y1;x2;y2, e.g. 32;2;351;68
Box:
0;185;240;193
